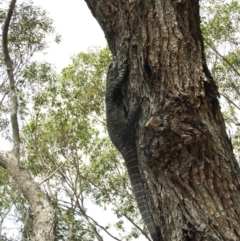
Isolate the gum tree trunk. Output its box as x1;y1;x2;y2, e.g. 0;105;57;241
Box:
84;0;240;240
0;1;55;240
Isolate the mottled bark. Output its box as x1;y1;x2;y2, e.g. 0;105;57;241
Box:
1;1;55;240
84;0;240;240
0;151;55;241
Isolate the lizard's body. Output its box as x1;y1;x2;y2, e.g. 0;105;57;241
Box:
106;58;160;241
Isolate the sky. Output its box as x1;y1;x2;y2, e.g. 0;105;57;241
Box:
1;1;144;240
33;0;106;70
1;0;106;150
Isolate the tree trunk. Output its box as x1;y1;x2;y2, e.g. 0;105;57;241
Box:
1;1;55;240
84;0;240;240
0;151;55;241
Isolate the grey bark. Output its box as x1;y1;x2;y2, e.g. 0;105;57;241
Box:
84;0;240;240
2;0;20;161
1;1;56;240
0;151;55;241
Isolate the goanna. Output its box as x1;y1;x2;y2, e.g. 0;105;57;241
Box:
106;58;160;241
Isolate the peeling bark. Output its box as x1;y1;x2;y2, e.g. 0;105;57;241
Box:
84;0;240;240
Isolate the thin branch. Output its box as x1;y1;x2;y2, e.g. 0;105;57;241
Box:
39;161;66;186
64;91;105;125
75;198;122;241
204;38;240;78
122;212;151;241
220;92;240;112
0;203;13;236
0;90;9;107
90;225;104;241
2;0;20;161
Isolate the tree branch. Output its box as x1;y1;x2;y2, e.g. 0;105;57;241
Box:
220;91;240;112
2;0;20;160
0;150;55;241
122;212;151;241
204;38;240;78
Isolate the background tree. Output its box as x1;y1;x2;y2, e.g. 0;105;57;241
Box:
1;0;240;240
21;47;151;241
0;0;60;240
201;0;240;158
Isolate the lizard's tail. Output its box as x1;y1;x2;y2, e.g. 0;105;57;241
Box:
124;149;161;241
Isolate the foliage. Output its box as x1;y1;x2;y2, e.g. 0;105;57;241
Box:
0;0;60;139
0;0;60;239
201;0;240;158
20;46;149;240
1;0;240;240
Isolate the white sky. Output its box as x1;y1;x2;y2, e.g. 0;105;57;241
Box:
33;0;106;70
0;0;106;150
1;1;145;240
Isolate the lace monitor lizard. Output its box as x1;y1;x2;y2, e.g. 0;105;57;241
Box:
106;58;160;241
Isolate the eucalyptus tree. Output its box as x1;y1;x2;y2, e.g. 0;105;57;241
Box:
1;0;240;240
201;0;240;158
0;0;60;240
22;47;151;241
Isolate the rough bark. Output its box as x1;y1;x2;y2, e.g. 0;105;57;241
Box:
1;1;55;240
84;0;240;240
